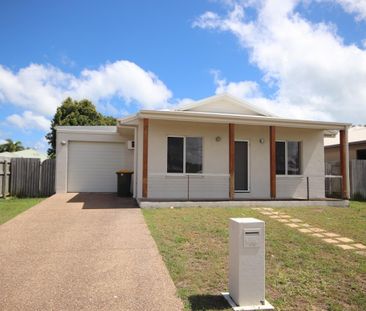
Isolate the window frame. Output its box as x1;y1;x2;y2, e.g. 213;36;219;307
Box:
276;140;302;176
166;135;203;175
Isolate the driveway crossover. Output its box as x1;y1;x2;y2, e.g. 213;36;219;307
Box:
0;193;183;311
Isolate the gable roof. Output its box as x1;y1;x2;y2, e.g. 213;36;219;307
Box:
176;93;274;117
118;94;350;131
120;109;349;130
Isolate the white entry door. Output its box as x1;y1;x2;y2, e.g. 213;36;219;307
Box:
67;141;125;192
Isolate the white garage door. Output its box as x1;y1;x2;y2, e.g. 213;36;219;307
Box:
68;141;125;192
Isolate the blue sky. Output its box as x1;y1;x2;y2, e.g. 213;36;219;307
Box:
0;0;366;152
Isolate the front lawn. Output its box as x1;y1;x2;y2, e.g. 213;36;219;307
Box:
143;202;366;311
278;201;366;244
0;198;43;225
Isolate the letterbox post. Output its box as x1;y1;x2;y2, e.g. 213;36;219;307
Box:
222;218;274;310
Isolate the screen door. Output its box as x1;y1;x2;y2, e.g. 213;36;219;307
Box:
234;141;249;191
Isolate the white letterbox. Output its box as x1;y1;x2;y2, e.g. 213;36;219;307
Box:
223;218;274;310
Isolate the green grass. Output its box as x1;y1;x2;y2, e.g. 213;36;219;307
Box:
0;197;43;225
143;203;366;311
278;201;366;244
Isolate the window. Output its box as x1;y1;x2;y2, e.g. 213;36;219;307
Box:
357;149;366;160
167;136;202;173
186;137;203;173
276;141;301;175
276;142;286;175
167;137;184;173
287;141;301;175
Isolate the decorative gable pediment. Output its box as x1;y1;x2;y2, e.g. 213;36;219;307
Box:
177;93;272;117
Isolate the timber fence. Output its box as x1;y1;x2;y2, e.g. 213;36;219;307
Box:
0;160;11;197
326;160;366;200
0;158;55;198
350;160;366;200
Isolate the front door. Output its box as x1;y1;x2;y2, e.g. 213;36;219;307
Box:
234;141;249;192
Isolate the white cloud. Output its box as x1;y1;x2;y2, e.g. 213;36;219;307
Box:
98;102;121;117
0;60;173;120
174;98;195;110
33;137;48;153
212;70;262;99
0;128;10;144
328;0;366;21
6;111;50;131
60;55;76;68
71;61;172;109
212;73;332;119
98;102;130;117
194;0;366;122
0;64;72;116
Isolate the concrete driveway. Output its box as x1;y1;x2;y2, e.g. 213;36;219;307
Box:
0;193;183;311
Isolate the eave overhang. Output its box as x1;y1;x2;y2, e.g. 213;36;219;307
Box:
119;110;350;130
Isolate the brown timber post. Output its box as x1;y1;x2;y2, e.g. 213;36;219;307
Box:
229;124;235;200
270;126;276;199
142;118;149;198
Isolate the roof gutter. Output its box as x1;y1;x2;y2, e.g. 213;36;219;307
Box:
130;110;350;130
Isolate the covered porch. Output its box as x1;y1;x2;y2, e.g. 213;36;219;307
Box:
119;109;350;202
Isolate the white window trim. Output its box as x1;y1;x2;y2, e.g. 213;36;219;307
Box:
234;139;250;193
276;140;302;176
166;135;203;175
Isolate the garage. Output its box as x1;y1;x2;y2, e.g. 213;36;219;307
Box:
55;126;135;194
67;141;126;192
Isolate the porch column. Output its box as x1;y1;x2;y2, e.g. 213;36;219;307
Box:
142;118;149;198
229;123;235;200
270;126;276;199
340;128;350;199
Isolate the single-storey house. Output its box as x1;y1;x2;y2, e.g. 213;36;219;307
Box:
325;126;366;162
55;94;351;201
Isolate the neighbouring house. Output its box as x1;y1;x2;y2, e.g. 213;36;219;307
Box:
0;149;48;162
324;126;366;200
324;126;366;162
55;94;351;201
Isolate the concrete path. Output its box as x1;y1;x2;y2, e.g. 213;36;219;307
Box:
253;207;366;257
0;193;183;311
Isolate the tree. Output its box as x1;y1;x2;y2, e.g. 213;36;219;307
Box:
0;139;25;152
46;98;117;158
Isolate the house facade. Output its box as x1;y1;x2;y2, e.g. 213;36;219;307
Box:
55;94;351;201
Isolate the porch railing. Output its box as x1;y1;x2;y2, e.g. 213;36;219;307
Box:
148;173;338;200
